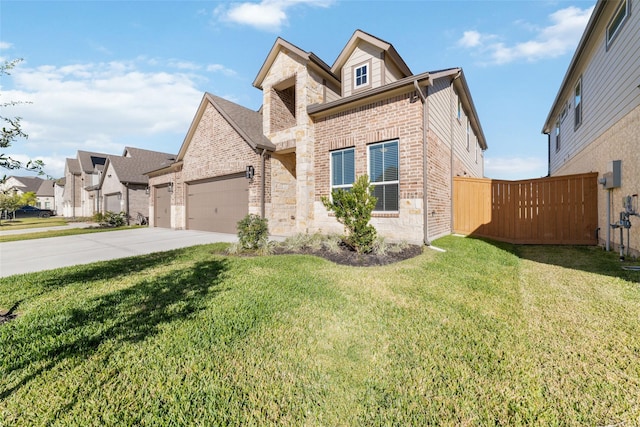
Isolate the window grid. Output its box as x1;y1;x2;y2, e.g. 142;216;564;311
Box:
354;65;368;88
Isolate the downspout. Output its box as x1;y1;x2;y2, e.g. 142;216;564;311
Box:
125;183;130;225
72;173;76;219
261;148;266;219
450;71;461;233
414;79;430;245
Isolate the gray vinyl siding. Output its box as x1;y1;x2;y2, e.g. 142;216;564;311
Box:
427;77;483;178
550;0;640;174
428;77;453;147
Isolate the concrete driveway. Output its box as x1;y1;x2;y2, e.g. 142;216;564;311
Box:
0;227;238;278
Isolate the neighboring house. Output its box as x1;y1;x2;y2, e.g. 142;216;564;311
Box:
0;176;55;211
54;178;65;215
97;147;176;222
147;30;487;244
35;179;55;211
62;151;112;218
542;0;640;255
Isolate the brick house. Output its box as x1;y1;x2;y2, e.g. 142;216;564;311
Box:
62;150;112;218
96;147;176;222
542;0;640;255
147;30;487;244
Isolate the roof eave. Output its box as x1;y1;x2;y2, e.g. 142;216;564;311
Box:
542;0;604;133
308;71;433;117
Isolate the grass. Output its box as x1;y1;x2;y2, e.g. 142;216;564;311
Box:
0;225;144;243
0;216;68;231
1;236;639;425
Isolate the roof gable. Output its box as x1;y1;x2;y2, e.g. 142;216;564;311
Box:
176;93;275;162
253;37;337;90
331;29;412;78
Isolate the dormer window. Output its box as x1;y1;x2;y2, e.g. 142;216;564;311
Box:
352;61;371;91
355;65;368;87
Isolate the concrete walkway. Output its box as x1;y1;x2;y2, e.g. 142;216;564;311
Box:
0;227;239;277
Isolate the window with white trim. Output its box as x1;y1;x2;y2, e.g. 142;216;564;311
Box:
574;77;582;129
466;120;471;151
369;140;399;212
607;0;629;48
330;148;355;192
354;64;368;89
555;119;561;152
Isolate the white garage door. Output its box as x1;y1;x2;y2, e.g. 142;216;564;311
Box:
186;174;248;233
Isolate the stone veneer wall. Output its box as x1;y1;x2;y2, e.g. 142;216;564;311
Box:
312;92;426;244
261;51;325;236
553;105;640;256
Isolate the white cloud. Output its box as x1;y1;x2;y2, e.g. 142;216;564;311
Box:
458;31;482;48
458;5;594;65
3;60;206;178
215;0;335;32
0;41;13;50
484;156;548;180
207;64;237;77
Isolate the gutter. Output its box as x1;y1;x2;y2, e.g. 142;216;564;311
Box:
414;79;431;246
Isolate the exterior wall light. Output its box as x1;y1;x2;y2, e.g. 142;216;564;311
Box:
246;165;255;180
168;182;174;193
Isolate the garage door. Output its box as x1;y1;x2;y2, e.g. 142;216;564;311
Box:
154;185;171;228
187;174;248;233
105;193;121;213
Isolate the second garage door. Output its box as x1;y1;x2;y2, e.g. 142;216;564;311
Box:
187;174;248;233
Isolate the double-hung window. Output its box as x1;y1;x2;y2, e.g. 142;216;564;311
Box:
555;119;561;152
574;78;582;129
331;148;355;193
369;140;399;212
607;0;629;48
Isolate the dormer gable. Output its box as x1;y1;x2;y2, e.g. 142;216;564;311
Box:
331;30;412;97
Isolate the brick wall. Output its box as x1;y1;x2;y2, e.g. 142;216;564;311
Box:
312;91;426;243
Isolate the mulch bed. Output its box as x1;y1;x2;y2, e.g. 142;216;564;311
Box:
272;243;424;267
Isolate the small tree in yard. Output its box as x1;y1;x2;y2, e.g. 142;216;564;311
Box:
0;192;22;223
322;175;378;254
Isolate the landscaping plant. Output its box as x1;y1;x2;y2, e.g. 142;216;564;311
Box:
322;174;378;253
236;213;269;250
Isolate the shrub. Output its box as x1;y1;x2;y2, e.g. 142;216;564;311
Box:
100;211;127;228
92;212;105;223
237;214;269;250
321;175;378;254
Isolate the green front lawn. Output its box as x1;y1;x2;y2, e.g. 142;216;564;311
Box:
1;236;638;425
0;216;68;230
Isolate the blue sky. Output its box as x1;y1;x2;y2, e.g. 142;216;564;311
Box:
1;0;596;180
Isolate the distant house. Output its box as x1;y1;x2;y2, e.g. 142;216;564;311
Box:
97;147;175;222
61;148;175;220
148;30;487;243
542;0;640;255
0;176;56;211
62;151;112;218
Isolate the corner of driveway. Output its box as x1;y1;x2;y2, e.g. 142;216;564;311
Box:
0;228;239;278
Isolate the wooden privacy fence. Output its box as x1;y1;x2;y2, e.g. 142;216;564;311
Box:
453;173;599;245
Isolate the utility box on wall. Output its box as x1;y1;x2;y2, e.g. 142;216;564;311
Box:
602;160;621;189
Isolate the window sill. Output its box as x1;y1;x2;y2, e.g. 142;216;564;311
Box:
372;212;400;218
